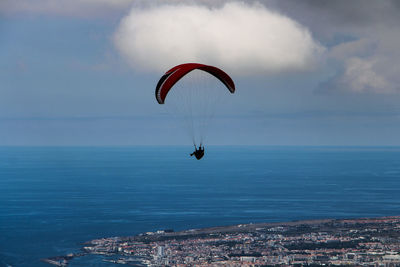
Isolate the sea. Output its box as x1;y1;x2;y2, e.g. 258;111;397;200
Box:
1;146;400;267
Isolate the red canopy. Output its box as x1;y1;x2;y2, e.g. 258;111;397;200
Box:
155;63;235;104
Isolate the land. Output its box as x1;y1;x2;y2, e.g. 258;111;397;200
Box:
42;216;400;266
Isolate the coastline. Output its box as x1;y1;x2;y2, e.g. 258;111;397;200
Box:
42;215;400;266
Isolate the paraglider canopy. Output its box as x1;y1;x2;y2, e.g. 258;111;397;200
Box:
155;63;235;104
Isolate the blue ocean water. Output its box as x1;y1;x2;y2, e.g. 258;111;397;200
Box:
1;146;400;267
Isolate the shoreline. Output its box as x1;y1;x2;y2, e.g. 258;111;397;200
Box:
42;215;400;266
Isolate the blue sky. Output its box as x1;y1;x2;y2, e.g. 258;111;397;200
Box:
1;0;400;146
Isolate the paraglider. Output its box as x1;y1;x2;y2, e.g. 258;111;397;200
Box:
190;144;205;160
155;63;235;159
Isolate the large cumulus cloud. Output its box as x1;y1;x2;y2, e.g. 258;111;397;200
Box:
113;2;324;75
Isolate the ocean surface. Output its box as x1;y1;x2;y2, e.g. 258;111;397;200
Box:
1;146;400;267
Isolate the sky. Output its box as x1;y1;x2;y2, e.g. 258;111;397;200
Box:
1;0;400;146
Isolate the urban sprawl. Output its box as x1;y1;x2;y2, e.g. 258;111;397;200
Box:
43;216;400;266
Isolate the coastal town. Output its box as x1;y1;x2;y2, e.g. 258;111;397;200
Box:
42;216;400;266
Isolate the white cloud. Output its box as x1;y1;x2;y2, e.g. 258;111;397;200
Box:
329;39;375;60
324;32;400;94
340;57;392;93
113;2;324;75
